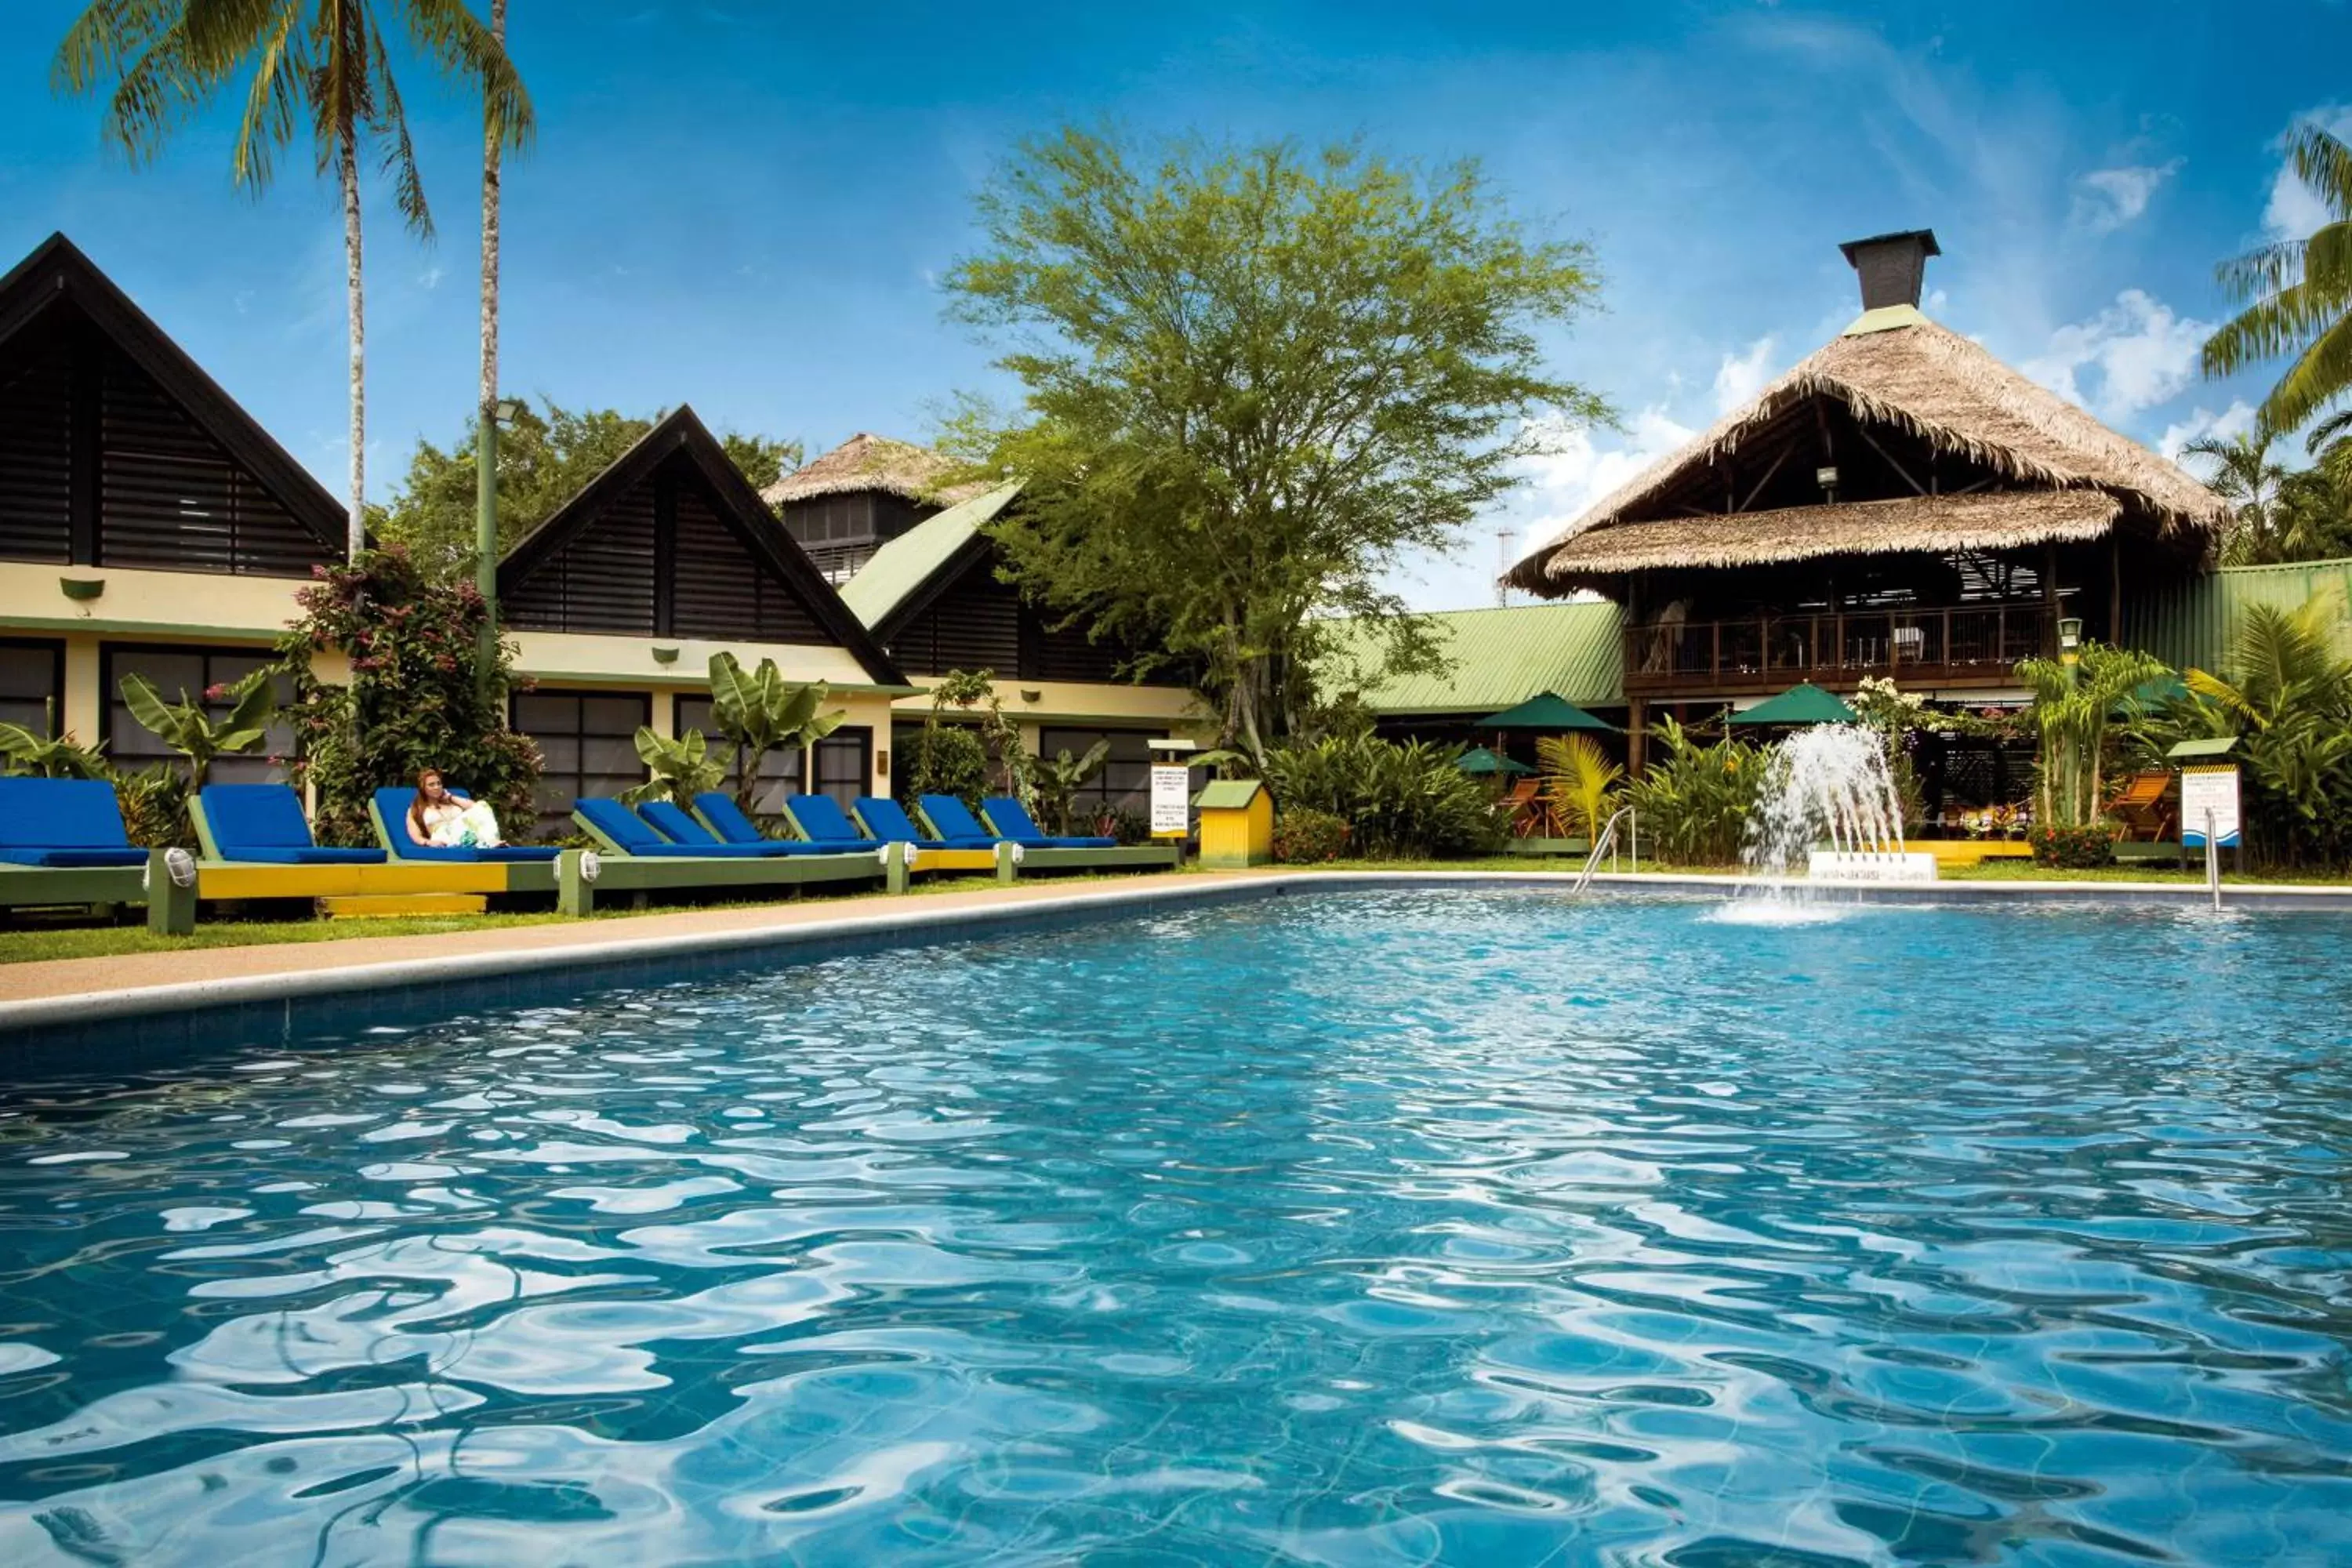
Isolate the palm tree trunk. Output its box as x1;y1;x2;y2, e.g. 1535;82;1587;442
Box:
480;0;506;419
340;123;366;563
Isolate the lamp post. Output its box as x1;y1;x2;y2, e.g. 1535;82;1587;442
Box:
2056;615;2084;823
476;397;528;699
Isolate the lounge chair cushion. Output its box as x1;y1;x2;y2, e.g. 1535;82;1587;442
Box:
977;795;1118;848
203;783;388;864
574;798;782;858
858;796;992;850
784;794;873;846
637;800;827;855
903;796;1006;851
0;777;142;858
0;846;151;868
691;793;768;845
372;789;561;862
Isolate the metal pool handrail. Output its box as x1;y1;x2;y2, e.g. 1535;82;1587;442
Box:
1573;805;1637;895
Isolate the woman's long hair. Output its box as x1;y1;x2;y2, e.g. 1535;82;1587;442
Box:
408;769;442;840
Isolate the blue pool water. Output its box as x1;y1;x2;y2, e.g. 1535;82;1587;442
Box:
0;889;2348;1566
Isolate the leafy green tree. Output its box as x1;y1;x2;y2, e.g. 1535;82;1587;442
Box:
2015;642;2169;831
2201;121;2352;434
1534;732;1622;844
118;668;277;788
374;399;803;578
620;729;726;811
942;129;1606;761
53;0;532;561
706;652;844;816
1623;719;1762;866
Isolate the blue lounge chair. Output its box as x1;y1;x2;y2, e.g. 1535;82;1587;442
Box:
967;795;1116;849
691;792;772;846
574;798;799;858
858;795;994;851
782;793;879;849
0;777;150;866
635;800;839;856
197;784;386;864
372;788;561;862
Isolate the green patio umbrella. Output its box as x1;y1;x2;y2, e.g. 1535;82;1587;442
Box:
1726;682;1860;727
1476;691;1617;731
1456;746;1535;777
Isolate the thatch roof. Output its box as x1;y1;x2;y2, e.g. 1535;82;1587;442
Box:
1507;307;2227;593
760;432;991;506
1541;490;2119;586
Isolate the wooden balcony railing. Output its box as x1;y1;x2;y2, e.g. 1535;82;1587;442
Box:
1621;604;2057;695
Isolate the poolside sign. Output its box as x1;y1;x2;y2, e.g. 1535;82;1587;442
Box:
2179;766;2240;849
1149;765;1191;837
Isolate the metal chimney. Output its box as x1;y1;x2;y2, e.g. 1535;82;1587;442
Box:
1838;229;1940;310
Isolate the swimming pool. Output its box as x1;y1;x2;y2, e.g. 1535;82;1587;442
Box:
0;888;2347;1565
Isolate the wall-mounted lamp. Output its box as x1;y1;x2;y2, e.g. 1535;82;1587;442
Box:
876;750;890;775
651;646;680;665
60;577;104;603
1019;688;1043;703
2058;616;2082;651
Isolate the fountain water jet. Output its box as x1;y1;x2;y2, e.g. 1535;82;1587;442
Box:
1741;724;1936;893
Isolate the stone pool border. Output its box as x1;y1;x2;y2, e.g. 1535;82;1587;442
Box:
4;867;2349;1051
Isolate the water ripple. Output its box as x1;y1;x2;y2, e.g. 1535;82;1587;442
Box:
0;889;2347;1564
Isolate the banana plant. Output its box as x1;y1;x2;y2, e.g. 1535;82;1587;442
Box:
707;652;847;813
619;727;728;811
118;670;277;788
0;699;107;779
1031;739;1111;835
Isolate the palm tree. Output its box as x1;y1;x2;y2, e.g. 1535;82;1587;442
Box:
478;0;506;428
53;1;532;562
2201;121;2352;434
2182;423;2288;564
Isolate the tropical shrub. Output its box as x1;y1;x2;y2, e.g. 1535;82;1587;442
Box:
620;728;728;811
274;547;541;847
2030;822;2118;868
902;724;991;812
706;652;844;815
924;669;1033;802
1534;732;1621;842
0;702;107;779
1261;735;1508;858
1033;739;1111;835
2132;597;2352;869
1272;807;1351;863
118;667;276;788
1624;718;1763;866
2016;641;2169;830
112;762;189;849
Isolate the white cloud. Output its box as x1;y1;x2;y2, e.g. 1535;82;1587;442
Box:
2264;107;2352;241
1711;336;1777;416
2020;289;2213;423
2069;160;2181;235
2157;401;2256;463
1511;405;1696;561
417;264;445;290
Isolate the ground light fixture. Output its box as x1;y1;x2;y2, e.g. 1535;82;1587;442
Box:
2059;616;2083;665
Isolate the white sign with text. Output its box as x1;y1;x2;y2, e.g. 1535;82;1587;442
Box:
1149;765;1191;837
2180;767;2241;848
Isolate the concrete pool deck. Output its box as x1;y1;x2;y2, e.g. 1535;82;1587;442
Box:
4;866;2350;1040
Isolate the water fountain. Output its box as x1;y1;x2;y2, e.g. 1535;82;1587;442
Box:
1743;724;1937;887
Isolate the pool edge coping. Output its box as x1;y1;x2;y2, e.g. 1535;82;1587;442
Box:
5;868;2350;1036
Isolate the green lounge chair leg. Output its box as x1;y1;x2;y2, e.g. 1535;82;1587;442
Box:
886;841;911;895
557;849;596;917
146;848;195;935
996;843;1018;885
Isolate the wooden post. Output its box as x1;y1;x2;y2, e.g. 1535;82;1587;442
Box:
145;848;194;936
2108;533;2123;643
557;848;595;917
1628;698;1649;775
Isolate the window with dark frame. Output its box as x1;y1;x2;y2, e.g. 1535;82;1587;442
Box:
672;695;805;817
0;640;65;738
100;643;295;786
511;690;651;834
1039;728;1157;825
812;728;872;811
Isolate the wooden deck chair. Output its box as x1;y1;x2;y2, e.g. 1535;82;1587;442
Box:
2105;771;2176;841
1500;778;1543;837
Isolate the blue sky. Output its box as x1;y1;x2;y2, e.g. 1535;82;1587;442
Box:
3;1;2347;609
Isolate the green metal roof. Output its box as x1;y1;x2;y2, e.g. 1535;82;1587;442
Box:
1195;779;1265;809
2122;556;2352;674
1318;601;1624;717
837;481;1022;628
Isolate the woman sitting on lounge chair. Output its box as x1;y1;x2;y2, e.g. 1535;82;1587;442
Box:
408;768;507;849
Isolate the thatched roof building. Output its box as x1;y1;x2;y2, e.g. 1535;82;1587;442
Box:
1506;231;2226;599
760;432;989;508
